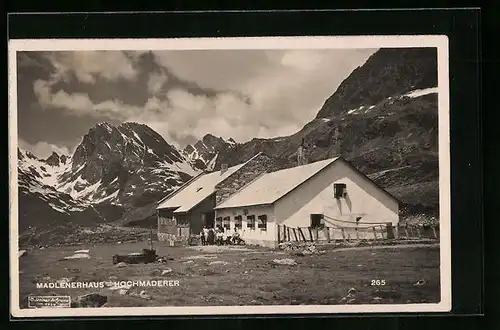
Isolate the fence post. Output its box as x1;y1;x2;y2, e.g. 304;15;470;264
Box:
417;225;422;238
277;225;281;243
283;225;287;241
341;228;346;242
432;225;438;239
372;227;378;240
308;227;314;242
326;227;331;243
404;224;409;238
297;227;307;242
287;227;291;242
293;228;299;242
386;223;395;239
355;227;360;241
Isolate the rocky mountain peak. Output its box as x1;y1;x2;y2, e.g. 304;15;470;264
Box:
316;47;437;119
45;151;60;167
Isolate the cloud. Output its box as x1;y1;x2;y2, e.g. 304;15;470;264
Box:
33;78;141;119
147;71;169;95
22;48;378;150
42;51;139;85
19;139;73;159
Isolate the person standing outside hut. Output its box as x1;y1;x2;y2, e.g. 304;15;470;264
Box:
200;226;208;246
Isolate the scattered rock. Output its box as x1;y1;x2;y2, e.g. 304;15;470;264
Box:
115;262;127;268
339;288;357;303
209;261;228;266
74;249;90;254
118;288;129;295
129;290;151;300
56;277;72;285
414;279;426;287
372;297;383;302
117;241;122;244
63;253;90;260
184;260;194;264
65;268;81;273
185;254;218;260
19;250;27;258
72;293;107;308
161;268;173;276
109;276;118;281
272;258;297;266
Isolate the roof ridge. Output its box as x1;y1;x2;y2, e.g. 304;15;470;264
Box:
215;156;338;209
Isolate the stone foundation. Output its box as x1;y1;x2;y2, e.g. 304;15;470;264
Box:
244;238;278;249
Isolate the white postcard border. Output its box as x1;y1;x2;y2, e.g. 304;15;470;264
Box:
8;35;451;317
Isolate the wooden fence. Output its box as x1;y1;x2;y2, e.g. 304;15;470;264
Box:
277;220;439;244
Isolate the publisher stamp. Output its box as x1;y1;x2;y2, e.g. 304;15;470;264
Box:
28;296;71;308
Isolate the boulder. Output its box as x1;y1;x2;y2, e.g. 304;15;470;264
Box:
63;253;90;260
72;293;107;308
272;258;297;266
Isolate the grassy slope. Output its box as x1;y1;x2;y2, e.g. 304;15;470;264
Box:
19;242;440;308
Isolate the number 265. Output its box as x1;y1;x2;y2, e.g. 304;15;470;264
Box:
371;279;386;286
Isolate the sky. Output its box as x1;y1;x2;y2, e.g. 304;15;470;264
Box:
16;48;377;158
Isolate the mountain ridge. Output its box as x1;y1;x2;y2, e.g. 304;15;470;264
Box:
17;47;440;246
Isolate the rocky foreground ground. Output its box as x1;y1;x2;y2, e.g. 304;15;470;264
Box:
18;240;440;309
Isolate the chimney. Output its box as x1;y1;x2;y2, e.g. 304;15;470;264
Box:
220;163;228;175
297;138;306;166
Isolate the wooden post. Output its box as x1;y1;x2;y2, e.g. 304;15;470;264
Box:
315;227;319;241
293;228;299;242
283;225;287;241
417;225;422;238
326;227;331;243
287;227;291;242
372;227;378;240
298;228;307;242
277;225;281;243
432;225;438;239
341;228;347;242
308;227;314;242
404;224;409;238
355;227;360;241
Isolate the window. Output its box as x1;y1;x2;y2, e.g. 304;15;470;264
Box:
215;217;222;228
246;215;255;229
223;216;230;230
310;214;324;228
257;215;267;230
234;215;242;229
333;183;347;198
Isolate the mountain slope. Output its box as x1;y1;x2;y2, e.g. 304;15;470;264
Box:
17;47;440;246
182;134;237;171
18;122;203;236
212;47;439;216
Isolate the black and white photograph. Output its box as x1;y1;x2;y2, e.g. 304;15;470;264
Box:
9;36;451;317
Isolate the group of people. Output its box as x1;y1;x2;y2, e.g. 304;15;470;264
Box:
200;226;242;246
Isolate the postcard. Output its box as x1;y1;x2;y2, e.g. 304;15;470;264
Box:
9;35;451;317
